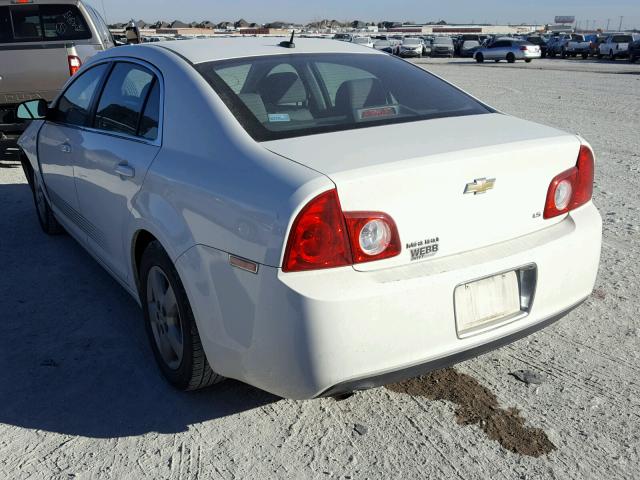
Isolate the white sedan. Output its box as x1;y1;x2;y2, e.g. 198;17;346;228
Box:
17;38;602;399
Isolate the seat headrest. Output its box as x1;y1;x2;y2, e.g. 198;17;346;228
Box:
258;72;307;106
239;93;268;123
335;78;388;116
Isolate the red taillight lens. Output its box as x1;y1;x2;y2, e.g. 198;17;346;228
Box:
283;190;352;272
543;145;595;219
520;45;528;51
344;212;401;264
283;190;401;272
68;55;82;76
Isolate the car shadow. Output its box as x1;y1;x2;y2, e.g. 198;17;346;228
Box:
0;178;279;439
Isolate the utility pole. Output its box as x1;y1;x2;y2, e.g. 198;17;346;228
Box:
606;18;610;31
618;16;623;31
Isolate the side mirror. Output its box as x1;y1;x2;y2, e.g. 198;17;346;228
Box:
16;99;48;120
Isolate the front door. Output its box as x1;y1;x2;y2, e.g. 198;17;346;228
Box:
37;63;109;239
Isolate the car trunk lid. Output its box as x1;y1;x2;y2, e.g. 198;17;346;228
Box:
264;113;582;271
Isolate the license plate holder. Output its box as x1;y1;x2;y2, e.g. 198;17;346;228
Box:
454;270;524;337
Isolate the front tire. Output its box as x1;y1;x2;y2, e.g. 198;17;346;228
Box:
475;53;484;63
140;241;224;391
609;50;615;60
32;172;64;235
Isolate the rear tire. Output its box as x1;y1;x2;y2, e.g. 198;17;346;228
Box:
506;53;516;63
609;50;615;60
140;241;224;391
475;53;484;63
32;173;64;235
524;59;532;63
582;53;588;59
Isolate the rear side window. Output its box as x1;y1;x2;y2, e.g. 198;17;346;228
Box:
55;63;109;126
139;81;161;140
612;36;632;43
94;63;159;139
197;53;491;142
0;4;91;43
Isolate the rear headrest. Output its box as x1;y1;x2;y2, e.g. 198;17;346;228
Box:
335;78;388;114
257;72;307;105
239;93;268;123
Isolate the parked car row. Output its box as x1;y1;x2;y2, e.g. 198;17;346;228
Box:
340;31;640;64
544;32;639;61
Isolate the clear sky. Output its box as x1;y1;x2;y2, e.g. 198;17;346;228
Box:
85;0;640;30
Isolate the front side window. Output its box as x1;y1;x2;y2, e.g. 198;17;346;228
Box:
196;53;491;142
94;63;155;137
55;64;108;126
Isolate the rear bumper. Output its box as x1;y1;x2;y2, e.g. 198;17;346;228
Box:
319;297;585;397
399;50;422;57
431;50;453;57
178;203;602;399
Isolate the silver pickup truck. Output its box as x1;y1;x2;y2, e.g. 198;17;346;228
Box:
0;0;113;158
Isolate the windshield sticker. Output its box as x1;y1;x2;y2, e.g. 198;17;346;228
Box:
357;105;399;121
268;113;291;122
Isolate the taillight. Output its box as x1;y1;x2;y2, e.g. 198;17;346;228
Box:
344;212;401;263
520;45;528;51
543;145;595;219
68;55;82;76
283;189;401;272
283;190;351;272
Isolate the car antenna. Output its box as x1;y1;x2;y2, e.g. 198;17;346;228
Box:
279;30;296;48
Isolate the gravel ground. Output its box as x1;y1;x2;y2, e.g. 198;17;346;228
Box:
0;58;639;479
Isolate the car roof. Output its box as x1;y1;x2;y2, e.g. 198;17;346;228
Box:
149;37;384;64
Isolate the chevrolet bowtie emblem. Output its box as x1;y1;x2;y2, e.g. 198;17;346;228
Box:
464;178;496;195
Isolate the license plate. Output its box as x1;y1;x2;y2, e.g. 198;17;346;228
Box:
454;271;521;336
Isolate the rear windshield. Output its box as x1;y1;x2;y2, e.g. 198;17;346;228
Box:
433;37;453;45
0;4;91;44
196;53;491;142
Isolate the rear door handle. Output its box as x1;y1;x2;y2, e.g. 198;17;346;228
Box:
114;163;135;179
59;143;72;153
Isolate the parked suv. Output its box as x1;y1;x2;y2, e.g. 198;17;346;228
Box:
0;0;113;157
598;34;635;60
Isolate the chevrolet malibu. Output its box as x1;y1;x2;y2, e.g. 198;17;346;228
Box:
17;38;602;399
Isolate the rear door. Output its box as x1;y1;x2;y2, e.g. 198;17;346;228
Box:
38;63;109;240
73;61;162;282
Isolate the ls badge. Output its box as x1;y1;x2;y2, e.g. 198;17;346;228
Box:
464;178;496;195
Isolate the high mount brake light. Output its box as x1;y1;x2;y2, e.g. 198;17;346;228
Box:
283;190;401;272
543;145;595;219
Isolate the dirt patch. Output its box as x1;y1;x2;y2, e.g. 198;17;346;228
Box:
386;368;556;457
